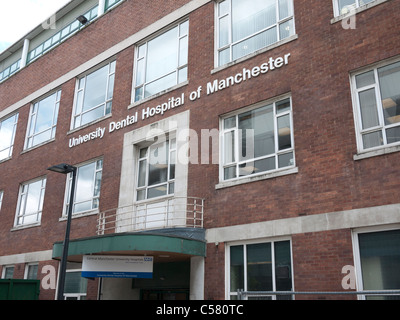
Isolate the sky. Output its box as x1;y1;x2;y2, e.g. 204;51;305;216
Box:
0;0;71;53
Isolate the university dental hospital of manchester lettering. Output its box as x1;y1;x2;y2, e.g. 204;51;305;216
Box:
68;53;291;148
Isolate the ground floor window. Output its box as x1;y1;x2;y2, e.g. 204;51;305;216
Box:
63;266;88;300
227;239;293;300
355;228;400;300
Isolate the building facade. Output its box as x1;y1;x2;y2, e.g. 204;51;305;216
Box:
0;0;399;300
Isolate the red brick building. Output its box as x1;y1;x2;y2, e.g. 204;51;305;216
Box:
0;0;399;300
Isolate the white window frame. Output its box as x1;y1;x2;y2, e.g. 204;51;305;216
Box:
25;90;61;150
133;20;189;103
1;265;14;279
333;0;381;17
215;0;295;67
136;134;176;201
24;263;39;280
71;61;116;130
0;191;3;212
351;58;400;155
61;268;87;300
219;95;295;183
63;158;103;217
352;224;400;300
226;237;294;300
0;113;18;162
14;177;47;228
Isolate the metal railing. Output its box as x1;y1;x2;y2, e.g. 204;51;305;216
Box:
97;196;204;235
236;289;400;300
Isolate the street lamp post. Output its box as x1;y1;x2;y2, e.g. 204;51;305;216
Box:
47;163;77;301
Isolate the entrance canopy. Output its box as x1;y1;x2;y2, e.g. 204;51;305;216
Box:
52;230;206;263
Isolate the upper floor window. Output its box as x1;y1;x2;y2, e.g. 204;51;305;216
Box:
0;113;18;161
137;137;176;201
334;0;375;16
15;177;46;227
72;61;115;129
64;159;103;215
134;21;188;102
352;60;400;152
216;0;294;67
221;97;295;181
25;90;61;149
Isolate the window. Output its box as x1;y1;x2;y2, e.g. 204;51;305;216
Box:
24;263;38;280
15;177;46;227
0;113;18;161
65;159;103;215
1;266;14;279
134;21;188;102
216;0;294;66
105;0;122;10
25;90;61;149
334;0;376;16
63;265;87;300
354;228;400;300
221;97;294;181
352;61;400;152
0;191;3;212
72;61;116;129
228;240;293;300
137;137;176;201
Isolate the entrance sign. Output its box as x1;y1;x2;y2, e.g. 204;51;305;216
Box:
68;52;291;148
82;255;153;279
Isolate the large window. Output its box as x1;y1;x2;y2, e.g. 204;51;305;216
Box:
221;97;294;181
228;240;293;300
216;0;294;66
15;177;46;227
355;228;400;300
134;21;188;102
64;159;103;215
352;61;400;152
0;113;18;161
72;61;116;129
137;137;176;201
334;0;376;16
25;90;61;149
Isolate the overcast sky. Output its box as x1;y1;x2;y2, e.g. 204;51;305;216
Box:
0;0;71;53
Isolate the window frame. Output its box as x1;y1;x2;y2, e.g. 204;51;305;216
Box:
0;113;18;162
24;263;39;280
351;58;400;154
136;134;176;201
133;20;189;103
1;265;14;279
63;158;103;217
71;61;116;130
61;267;88;300
352;225;400;300
24;89;61;150
219;96;295;183
333;0;378;17
215;0;295;67
226;237;294;300
14;176;47;228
